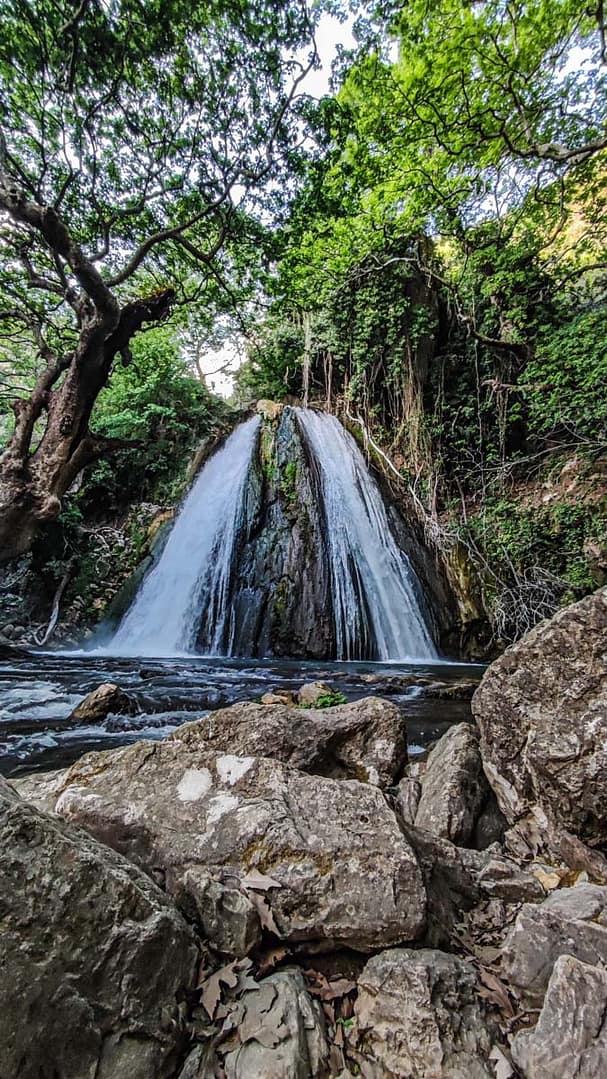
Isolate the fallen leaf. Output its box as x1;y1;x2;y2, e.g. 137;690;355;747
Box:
200;959;241;1020
489;1044;515;1079
241;870;282;891
532;868;561;891
478;968;515;1019
257;945;289;975
248;890;282;936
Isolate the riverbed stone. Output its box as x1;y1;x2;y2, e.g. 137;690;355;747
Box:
0;782;199;1079
354;948;495;1078
69;681;138;722
54;739;426;952
414;722;488;845
511;955;607;1078
296;681;334;706
502;883;607;1005
170;696;407;787
10;766;67;812
472;586;607;842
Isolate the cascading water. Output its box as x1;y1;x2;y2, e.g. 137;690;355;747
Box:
107;406;437;661
295;408;437;661
110;415;260;656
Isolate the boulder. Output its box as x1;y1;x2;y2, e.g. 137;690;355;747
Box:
414;723;489;845
9;766;67;813
511;955;607;1078
0;780;198;1079
54;740;426;952
472;587;607;842
69;681;138;722
394;776;422;825
296;681;334;706
222;968;329;1077
170;696;407;787
354;948;495;1078
502;883;607;1005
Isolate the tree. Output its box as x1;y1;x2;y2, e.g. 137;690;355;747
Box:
0;0;319;561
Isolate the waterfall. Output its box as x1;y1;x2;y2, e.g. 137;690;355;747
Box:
295;408;437;661
107;406;437;662
109;416;260;657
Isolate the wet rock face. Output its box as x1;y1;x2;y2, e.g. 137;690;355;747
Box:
170;696;408;787
511;955;607;1079
0;780;198;1079
354;948;495;1078
69;681;138;722
220;406;335;659
53;739;427;953
472;586;607;842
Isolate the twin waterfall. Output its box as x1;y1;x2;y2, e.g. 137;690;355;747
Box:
110;408;437;662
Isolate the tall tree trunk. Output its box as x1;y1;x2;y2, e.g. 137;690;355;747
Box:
0;289;174;562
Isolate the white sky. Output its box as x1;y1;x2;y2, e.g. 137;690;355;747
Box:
198;14;356;398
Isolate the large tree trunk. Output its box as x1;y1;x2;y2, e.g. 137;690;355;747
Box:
0;289;174;563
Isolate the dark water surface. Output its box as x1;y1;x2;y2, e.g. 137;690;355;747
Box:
0;650;483;777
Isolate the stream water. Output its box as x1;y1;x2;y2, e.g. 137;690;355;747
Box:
0;651;481;778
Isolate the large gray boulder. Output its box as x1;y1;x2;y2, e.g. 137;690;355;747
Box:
170;696;407;787
0;779;198;1079
54;739;426;952
472;587;607;842
354;948;495;1078
511;955;607;1078
414;723;488;845
502;883;607;1005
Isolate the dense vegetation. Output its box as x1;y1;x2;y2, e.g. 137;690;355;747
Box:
236;0;607;642
1;0;606;646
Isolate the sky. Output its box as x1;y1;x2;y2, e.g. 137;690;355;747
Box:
198;14;357;397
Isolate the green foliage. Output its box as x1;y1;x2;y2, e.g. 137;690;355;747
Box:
310;691;347;708
83;326;230;508
522;309;607;441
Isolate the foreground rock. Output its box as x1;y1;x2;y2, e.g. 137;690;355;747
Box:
222;968;329;1077
472;586;607;842
69;681;138;722
170;696;407;787
502;883;607;1005
54;740;426;952
0;778;198;1079
354;948;495;1077
414;723;489;846
511;955;607;1078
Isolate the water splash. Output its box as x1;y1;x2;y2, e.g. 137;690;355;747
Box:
110;416;260;656
295;408;437;661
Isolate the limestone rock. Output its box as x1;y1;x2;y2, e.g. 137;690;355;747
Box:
222;968;329;1078
511;955;607;1078
472;587;607;842
256;398;284;421
69;681;138;722
502;883;607;1005
296;681;334;706
170;696;407;787
0;783;198;1079
55;740;426;952
414;723;489;845
10;766;67;812
394;776;422;825
355;948;495;1078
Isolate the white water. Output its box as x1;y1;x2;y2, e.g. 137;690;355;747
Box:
110;416;260;656
296;408;437;661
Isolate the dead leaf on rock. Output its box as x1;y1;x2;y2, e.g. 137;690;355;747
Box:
241;870;282;891
532;868;561;891
489;1044;515;1079
201;959;241;1020
478;968;515;1020
257;945;289;976
248;890;282;936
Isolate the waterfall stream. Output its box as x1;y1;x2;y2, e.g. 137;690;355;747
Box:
110;415;261;656
295;409;437;661
108;407;437;661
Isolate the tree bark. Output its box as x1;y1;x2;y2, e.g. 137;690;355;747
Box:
0;289;175;563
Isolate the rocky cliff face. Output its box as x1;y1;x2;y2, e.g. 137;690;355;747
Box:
210;404;334;658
